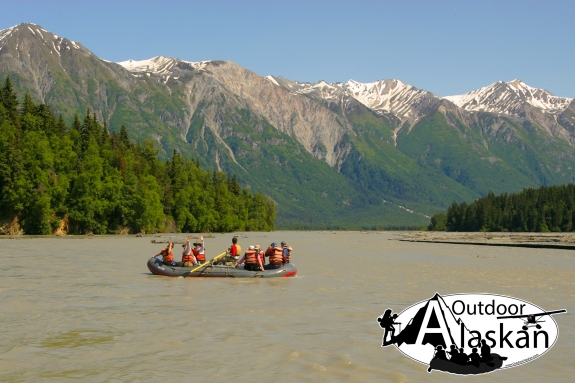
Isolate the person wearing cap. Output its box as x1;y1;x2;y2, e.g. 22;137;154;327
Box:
280;241;292;264
181;236;197;266
254;245;264;270
236;245;264;271
264;242;284;270
192;236;206;264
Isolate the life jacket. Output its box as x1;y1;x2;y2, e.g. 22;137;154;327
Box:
244;249;258;264
269;246;284;265
161;248;174;263
282;245;292;263
193;248;205;262
182;251;195;263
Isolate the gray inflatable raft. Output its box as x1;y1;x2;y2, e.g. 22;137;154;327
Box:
147;256;297;278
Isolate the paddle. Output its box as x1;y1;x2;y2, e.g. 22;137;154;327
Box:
182;251;227;278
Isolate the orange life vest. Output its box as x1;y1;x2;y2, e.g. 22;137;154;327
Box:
182;252;195;263
193;248;205;262
161;248;174;263
269;246;284;265
182;244;194;263
244;250;258;264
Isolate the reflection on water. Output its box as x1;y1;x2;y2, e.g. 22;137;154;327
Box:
0;232;573;382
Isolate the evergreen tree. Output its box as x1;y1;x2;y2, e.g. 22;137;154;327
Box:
1;76;19;127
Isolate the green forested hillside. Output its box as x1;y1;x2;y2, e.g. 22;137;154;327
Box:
0;77;275;235
429;184;575;232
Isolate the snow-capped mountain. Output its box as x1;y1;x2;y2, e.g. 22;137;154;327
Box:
117;56;212;82
267;77;440;122
444;79;573;117
0;23;92;57
345;79;441;122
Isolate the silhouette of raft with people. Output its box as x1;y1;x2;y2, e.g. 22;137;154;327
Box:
427;341;507;375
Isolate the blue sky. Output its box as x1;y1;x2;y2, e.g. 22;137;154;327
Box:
2;0;574;97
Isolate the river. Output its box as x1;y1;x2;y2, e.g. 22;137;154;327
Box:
0;231;573;382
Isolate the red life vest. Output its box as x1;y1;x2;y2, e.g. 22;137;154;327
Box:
228;244;241;257
269;246;284;265
161;248;174;263
193;248;205;262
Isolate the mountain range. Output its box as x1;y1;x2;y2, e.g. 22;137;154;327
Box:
2;23;575;228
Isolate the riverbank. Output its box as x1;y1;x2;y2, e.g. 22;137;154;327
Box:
395;231;575;250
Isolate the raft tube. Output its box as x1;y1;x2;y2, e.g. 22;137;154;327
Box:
147;256;297;278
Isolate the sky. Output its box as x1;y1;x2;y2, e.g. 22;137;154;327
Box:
1;0;574;97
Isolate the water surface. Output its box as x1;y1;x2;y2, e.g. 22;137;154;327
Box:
0;232;573;382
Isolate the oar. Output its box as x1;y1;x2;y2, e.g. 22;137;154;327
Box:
182;252;227;278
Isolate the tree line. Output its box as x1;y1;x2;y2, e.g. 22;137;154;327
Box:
0;77;275;235
428;184;575;232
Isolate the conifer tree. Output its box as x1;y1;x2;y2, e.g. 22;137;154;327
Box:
1;76;19;126
21;92;35;116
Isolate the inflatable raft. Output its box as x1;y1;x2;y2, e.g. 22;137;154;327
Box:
147;256;297;278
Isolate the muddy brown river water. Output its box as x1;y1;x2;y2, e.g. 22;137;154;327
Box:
0;231;573;382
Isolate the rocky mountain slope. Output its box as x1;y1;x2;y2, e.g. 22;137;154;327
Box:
2;23;575;228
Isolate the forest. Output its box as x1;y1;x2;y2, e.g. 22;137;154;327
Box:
0;77;275;235
428;184;575;232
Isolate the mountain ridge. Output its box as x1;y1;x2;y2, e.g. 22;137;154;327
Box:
2;22;575;228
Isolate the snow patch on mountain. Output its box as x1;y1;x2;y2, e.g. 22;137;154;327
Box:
289;80;346;100
276;77;440;122
346;79;439;121
0;25;16;43
265;75;279;86
445;80;573;116
117;56;210;75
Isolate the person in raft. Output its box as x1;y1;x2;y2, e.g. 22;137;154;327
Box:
192;236;206;264
214;236;242;265
154;242;175;265
280;241;292;264
254;245;265;269
264;242;284;270
237;245;264;271
181;236;197;266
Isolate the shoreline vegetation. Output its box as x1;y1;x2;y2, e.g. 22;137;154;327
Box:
0;77;275;235
428;184;575;233
395;232;575;250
